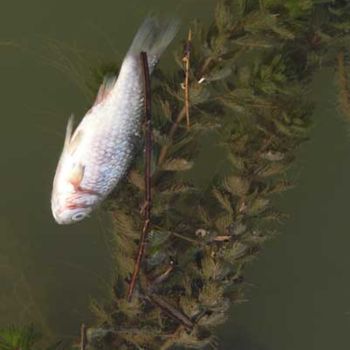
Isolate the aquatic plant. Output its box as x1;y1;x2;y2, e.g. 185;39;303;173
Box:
81;1;350;349
0;325;40;350
0;325;65;350
3;0;350;349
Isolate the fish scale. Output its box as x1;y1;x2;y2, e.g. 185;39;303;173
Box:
51;17;178;224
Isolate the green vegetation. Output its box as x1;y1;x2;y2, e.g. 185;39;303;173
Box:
0;325;65;350
87;1;350;349
3;0;350;349
0;325;41;350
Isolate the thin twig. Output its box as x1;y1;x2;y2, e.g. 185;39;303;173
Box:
142;266;194;331
213;235;231;242
147;294;194;330
149;262;175;287
158;31;212;167
197;56;214;80
157;106;186;166
127;51;153;301
171;231;204;246
183;29;192;128
80;323;87;350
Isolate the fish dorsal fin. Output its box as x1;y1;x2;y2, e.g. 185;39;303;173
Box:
68;129;83;155
63;115;83;155
94;75;117;106
64;114;75;150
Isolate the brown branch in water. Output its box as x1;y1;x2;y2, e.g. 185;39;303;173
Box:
157;106;186;166
157;32;215;167
149;261;175;286
141;262;194;331
171;231;203;245
146;294;194;331
337;49;350;122
197;56;215;81
183;29;192;128
80;323;87;350
127;51;153;301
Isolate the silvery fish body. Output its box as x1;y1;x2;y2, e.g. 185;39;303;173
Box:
51;18;178;224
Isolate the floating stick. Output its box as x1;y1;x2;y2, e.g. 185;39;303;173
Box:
80;323;87;350
183;29;192;128
127;51;153;301
147;294;194;330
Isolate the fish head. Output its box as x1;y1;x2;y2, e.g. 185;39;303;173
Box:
51;185;99;224
51;115;100;224
51;151;100;224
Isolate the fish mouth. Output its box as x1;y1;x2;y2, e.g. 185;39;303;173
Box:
51;205;68;225
51;199;61;224
51;200;93;225
52;211;67;225
52;209;87;225
51;190;99;225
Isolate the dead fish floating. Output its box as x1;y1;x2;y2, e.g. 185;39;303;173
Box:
51;18;178;224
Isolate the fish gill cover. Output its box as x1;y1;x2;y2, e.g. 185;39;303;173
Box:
3;0;350;349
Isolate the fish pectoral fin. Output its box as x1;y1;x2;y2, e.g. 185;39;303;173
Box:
94;75;117;105
68;163;85;188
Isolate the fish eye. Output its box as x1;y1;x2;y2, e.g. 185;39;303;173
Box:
72;211;87;221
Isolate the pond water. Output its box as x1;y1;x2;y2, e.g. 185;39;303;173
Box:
0;1;350;349
0;0;213;343
218;70;350;349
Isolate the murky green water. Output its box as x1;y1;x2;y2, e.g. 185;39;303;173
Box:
0;0;214;343
1;1;350;349
218;70;350;349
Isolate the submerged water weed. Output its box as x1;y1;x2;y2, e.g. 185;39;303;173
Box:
0;325;40;350
0;325;69;350
2;0;350;349
83;1;350;349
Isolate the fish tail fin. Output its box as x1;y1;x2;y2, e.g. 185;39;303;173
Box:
127;17;179;71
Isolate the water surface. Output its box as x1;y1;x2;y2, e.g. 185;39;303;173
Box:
1;2;350;349
0;0;213;340
219;70;350;349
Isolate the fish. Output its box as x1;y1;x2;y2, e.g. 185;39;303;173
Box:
51;18;179;224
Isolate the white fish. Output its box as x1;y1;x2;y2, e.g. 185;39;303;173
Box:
51;18;178;224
